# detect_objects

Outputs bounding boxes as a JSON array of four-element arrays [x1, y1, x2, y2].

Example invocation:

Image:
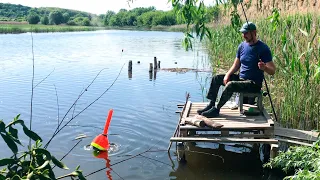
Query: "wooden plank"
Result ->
[[188, 113, 264, 119], [262, 109, 274, 126], [193, 134, 270, 138], [180, 125, 273, 131], [187, 116, 266, 122], [198, 118, 266, 122], [191, 103, 231, 109], [180, 101, 192, 125], [276, 138, 314, 147], [184, 122, 272, 127], [170, 137, 278, 144], [274, 127, 319, 142], [205, 122, 271, 126], [189, 110, 241, 114]]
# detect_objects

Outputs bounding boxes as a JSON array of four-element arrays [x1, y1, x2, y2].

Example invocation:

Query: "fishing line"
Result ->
[[239, 2, 278, 122]]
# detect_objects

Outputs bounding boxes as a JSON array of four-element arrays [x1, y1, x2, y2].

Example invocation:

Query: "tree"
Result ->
[[82, 17, 90, 26], [40, 16, 49, 25], [27, 12, 40, 24], [49, 11, 63, 25], [104, 10, 115, 26], [126, 14, 136, 26], [62, 12, 70, 23], [108, 15, 121, 26]]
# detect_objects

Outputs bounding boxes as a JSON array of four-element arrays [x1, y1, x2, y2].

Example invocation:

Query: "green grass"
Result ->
[[206, 12, 320, 130], [0, 23, 185, 34], [264, 140, 320, 180], [0, 24, 109, 34]]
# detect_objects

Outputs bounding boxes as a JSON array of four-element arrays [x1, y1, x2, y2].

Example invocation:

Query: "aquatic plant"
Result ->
[[0, 115, 86, 179]]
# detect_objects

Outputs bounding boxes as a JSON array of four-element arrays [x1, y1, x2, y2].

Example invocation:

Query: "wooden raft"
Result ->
[[170, 101, 277, 144]]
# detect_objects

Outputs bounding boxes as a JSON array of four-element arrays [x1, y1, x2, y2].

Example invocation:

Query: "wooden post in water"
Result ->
[[128, 60, 132, 72], [154, 57, 157, 69], [149, 63, 153, 80], [153, 69, 157, 80], [158, 61, 161, 69], [270, 144, 279, 159]]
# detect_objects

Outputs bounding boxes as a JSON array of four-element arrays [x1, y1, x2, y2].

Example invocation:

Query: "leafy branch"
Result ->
[[0, 117, 85, 179]]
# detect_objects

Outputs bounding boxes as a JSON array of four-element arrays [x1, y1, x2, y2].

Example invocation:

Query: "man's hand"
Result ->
[[223, 74, 230, 85], [258, 59, 266, 71], [258, 59, 276, 75]]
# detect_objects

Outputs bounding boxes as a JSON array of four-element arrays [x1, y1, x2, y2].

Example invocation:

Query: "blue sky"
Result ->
[[0, 0, 213, 15]]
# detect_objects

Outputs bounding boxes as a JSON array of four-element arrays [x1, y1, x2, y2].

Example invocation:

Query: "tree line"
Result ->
[[101, 6, 221, 27], [0, 3, 221, 27], [0, 3, 96, 26]]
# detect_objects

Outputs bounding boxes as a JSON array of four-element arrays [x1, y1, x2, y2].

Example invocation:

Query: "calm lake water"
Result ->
[[0, 30, 276, 179]]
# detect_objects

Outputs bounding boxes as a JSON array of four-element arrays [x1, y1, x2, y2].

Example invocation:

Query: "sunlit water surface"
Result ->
[[0, 30, 278, 180]]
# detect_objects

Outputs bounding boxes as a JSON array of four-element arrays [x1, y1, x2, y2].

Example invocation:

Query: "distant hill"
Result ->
[[0, 3, 31, 20], [0, 3, 97, 25]]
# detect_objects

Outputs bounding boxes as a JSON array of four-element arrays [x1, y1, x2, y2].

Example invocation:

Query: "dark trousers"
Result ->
[[206, 74, 261, 109]]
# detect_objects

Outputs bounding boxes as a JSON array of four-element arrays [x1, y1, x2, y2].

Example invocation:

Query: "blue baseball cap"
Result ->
[[239, 22, 257, 33]]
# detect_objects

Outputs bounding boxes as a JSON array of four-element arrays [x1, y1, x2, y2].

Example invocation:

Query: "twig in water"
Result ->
[[112, 169, 125, 180], [185, 149, 225, 163], [167, 92, 190, 151], [67, 124, 103, 131], [45, 62, 125, 149], [138, 154, 172, 167], [85, 139, 163, 178], [29, 30, 35, 147], [53, 139, 82, 169], [72, 88, 86, 119], [146, 149, 168, 153], [49, 68, 107, 143], [33, 68, 55, 89], [54, 84, 60, 128]]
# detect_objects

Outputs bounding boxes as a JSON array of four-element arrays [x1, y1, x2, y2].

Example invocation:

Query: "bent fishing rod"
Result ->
[[239, 2, 279, 122]]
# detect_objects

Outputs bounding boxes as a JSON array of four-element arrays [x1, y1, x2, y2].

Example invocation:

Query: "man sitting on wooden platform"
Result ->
[[197, 22, 276, 118]]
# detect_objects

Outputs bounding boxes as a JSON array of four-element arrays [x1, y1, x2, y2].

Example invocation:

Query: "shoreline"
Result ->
[[0, 23, 187, 34]]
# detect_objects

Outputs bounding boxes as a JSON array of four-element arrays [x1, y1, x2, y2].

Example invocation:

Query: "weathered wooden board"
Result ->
[[170, 137, 278, 144], [275, 127, 319, 142]]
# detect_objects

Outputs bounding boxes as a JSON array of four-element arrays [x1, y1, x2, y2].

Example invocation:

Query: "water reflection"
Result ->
[[154, 70, 157, 80], [128, 71, 132, 79], [93, 150, 112, 180], [170, 143, 263, 180]]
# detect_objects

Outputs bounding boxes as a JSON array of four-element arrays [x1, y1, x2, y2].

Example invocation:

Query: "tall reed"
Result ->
[[206, 11, 320, 130]]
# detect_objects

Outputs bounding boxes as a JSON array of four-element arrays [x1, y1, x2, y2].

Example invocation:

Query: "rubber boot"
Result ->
[[197, 101, 215, 115]]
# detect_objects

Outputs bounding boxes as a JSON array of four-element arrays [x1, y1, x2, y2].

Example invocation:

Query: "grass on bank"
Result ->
[[264, 139, 320, 180], [0, 22, 186, 34], [0, 23, 110, 33], [206, 11, 320, 130]]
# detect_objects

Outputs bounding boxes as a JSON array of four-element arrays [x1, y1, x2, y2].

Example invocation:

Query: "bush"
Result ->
[[264, 140, 320, 180], [27, 13, 40, 24], [0, 115, 86, 179], [40, 16, 49, 25], [82, 17, 90, 26], [67, 20, 76, 26], [49, 11, 63, 25]]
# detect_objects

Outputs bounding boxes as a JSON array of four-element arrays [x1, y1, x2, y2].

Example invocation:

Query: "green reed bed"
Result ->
[[0, 24, 107, 34], [206, 11, 320, 130]]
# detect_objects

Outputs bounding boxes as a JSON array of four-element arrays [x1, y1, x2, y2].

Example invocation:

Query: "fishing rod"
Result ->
[[239, 2, 278, 122]]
